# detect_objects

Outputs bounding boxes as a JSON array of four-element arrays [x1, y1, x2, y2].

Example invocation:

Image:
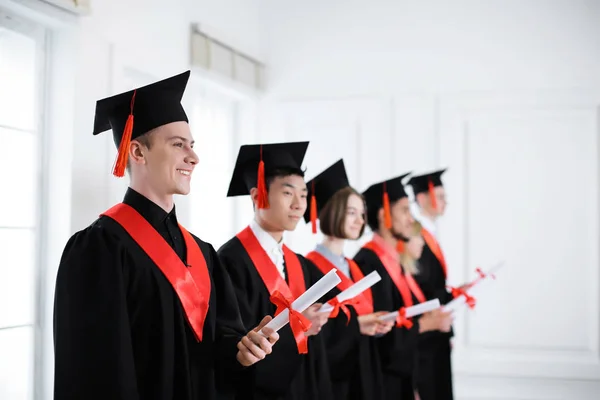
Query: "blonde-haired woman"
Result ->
[[399, 221, 425, 276]]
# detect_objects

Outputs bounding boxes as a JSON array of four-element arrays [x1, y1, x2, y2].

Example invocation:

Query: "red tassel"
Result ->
[[428, 179, 438, 211], [310, 194, 317, 234], [112, 90, 136, 177], [383, 191, 392, 230], [396, 240, 405, 253], [256, 146, 269, 209]]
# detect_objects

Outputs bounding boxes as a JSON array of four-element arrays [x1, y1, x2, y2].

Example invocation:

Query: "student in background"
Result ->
[[217, 142, 333, 400], [407, 169, 454, 400], [354, 174, 452, 400], [303, 159, 394, 400]]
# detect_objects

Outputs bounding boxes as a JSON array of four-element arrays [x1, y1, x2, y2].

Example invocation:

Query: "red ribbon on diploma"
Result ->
[[270, 291, 312, 354], [395, 307, 413, 329], [449, 286, 477, 309], [326, 297, 358, 325]]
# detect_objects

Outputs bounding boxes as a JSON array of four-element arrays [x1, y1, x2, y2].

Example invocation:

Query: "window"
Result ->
[[0, 11, 46, 400], [186, 84, 237, 248]]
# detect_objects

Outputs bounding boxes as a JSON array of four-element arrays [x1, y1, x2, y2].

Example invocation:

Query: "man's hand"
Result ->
[[236, 316, 280, 367], [302, 303, 329, 337], [418, 309, 454, 333], [437, 309, 454, 332], [358, 311, 394, 336]]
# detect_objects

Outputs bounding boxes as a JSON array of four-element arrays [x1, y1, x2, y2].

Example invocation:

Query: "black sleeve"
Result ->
[[206, 243, 246, 372], [53, 225, 139, 400], [354, 248, 420, 374], [320, 304, 361, 381], [415, 244, 453, 305], [217, 245, 303, 397]]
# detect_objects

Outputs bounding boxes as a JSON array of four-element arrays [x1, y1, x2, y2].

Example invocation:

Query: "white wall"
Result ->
[[257, 1, 600, 399], [71, 0, 264, 233]]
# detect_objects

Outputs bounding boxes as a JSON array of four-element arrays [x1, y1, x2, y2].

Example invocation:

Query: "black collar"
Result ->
[[122, 187, 178, 230]]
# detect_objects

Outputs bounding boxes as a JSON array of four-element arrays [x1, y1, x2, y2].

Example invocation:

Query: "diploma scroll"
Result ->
[[443, 261, 505, 313], [378, 299, 441, 323], [260, 269, 342, 336], [318, 271, 381, 314]]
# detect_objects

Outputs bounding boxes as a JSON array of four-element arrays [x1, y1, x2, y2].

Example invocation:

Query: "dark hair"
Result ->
[[125, 130, 155, 174], [366, 199, 381, 232], [265, 167, 305, 191], [319, 186, 366, 239]]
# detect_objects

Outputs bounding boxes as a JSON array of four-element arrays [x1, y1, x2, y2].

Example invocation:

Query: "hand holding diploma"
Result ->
[[378, 299, 441, 324], [237, 316, 280, 366], [318, 271, 382, 322], [259, 269, 342, 353], [443, 261, 504, 314]]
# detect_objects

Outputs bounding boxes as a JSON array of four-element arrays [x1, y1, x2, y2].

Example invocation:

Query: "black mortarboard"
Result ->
[[406, 168, 447, 211], [92, 70, 191, 177], [227, 141, 309, 208], [303, 159, 350, 232], [406, 168, 447, 194], [362, 172, 411, 230]]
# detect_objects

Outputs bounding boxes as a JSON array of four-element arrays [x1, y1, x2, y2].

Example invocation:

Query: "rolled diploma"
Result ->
[[442, 262, 504, 313], [318, 271, 381, 314], [378, 299, 441, 322], [259, 269, 342, 336]]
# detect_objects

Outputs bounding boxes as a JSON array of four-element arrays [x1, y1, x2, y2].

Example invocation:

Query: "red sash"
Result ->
[[364, 241, 414, 308], [236, 226, 310, 353], [102, 203, 210, 342], [405, 273, 426, 304], [348, 259, 374, 313], [306, 251, 374, 316], [421, 228, 448, 279], [366, 236, 426, 298]]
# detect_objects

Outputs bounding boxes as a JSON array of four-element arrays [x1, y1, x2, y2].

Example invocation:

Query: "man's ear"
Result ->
[[249, 187, 259, 210], [128, 140, 146, 166]]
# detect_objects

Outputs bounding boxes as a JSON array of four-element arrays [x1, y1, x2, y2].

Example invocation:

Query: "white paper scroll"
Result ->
[[378, 299, 441, 323], [259, 269, 342, 336], [442, 261, 505, 313], [318, 271, 382, 314]]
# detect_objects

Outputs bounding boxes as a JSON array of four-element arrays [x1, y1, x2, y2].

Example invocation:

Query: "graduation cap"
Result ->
[[303, 159, 350, 233], [362, 172, 411, 230], [406, 168, 447, 211], [227, 141, 309, 208], [92, 70, 191, 177]]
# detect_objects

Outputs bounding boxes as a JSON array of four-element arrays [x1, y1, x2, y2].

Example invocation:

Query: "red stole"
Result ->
[[102, 203, 210, 342], [236, 226, 310, 353], [421, 228, 448, 279], [364, 236, 426, 306], [348, 260, 374, 311], [306, 251, 374, 316]]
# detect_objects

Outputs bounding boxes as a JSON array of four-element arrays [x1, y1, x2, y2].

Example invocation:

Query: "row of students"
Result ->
[[52, 70, 455, 400]]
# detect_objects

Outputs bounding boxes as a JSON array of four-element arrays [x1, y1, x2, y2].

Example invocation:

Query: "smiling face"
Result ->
[[252, 174, 308, 232], [129, 121, 198, 196], [342, 193, 366, 240]]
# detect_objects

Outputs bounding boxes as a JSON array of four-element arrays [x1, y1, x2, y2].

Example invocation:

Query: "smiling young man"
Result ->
[[53, 71, 278, 400], [217, 142, 334, 400]]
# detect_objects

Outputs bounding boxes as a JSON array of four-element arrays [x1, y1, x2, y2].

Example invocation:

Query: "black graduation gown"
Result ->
[[414, 241, 454, 400], [354, 247, 421, 400], [319, 286, 386, 400], [217, 237, 334, 400], [53, 188, 246, 400]]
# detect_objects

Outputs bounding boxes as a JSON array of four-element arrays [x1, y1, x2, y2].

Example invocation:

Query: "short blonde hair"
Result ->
[[400, 221, 423, 275]]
